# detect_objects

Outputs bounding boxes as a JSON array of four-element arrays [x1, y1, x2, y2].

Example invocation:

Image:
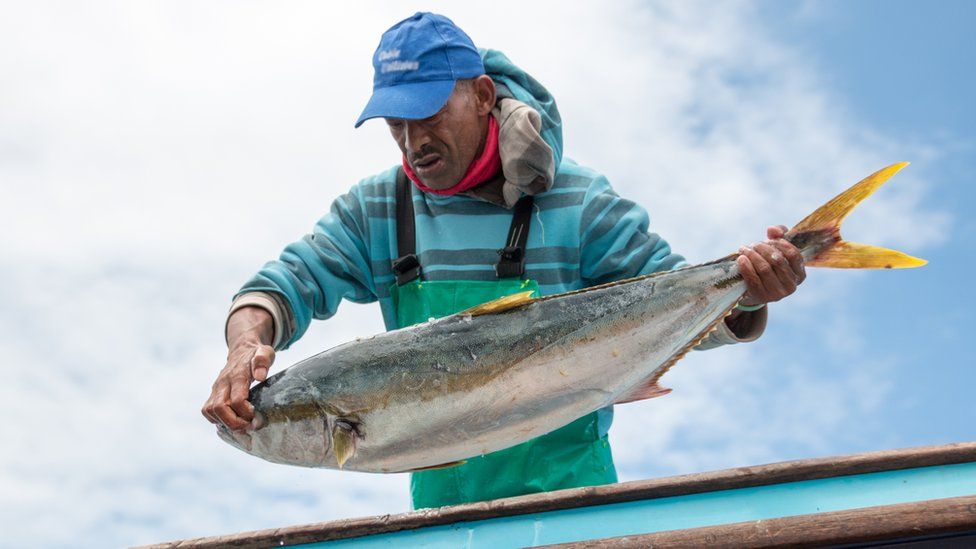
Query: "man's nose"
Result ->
[[403, 121, 431, 154]]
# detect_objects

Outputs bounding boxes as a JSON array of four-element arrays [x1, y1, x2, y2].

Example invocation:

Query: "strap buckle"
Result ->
[[392, 254, 421, 285], [495, 246, 525, 278]]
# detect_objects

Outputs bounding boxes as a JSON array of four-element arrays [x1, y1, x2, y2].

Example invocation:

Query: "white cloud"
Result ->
[[610, 343, 897, 480], [0, 1, 945, 547]]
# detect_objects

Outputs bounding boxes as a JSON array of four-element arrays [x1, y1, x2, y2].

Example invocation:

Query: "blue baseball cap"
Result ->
[[355, 12, 485, 128]]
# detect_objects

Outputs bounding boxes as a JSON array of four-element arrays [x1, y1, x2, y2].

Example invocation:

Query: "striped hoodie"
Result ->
[[231, 49, 764, 352]]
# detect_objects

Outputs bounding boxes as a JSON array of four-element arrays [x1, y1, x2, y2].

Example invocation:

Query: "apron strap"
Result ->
[[392, 167, 421, 286], [394, 167, 535, 283], [495, 195, 534, 279]]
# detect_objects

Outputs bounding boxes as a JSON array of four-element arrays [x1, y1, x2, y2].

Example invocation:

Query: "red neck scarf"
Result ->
[[402, 115, 501, 196]]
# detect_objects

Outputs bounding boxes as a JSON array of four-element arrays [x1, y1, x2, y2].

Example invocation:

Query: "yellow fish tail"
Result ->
[[787, 162, 927, 269]]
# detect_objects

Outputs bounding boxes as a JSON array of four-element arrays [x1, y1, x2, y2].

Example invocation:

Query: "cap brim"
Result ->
[[355, 79, 456, 128]]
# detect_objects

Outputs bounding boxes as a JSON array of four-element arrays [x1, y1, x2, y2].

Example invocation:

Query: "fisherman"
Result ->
[[202, 12, 806, 509]]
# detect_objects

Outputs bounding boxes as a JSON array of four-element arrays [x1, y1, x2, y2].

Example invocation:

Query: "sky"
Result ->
[[0, 1, 973, 547]]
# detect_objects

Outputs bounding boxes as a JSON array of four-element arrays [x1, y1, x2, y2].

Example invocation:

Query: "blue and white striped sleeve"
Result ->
[[235, 185, 377, 349], [579, 175, 686, 286]]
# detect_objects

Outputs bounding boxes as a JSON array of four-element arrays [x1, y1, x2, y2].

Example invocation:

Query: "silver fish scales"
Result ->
[[218, 163, 925, 473]]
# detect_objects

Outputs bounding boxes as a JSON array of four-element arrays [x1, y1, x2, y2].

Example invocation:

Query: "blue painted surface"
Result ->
[[293, 462, 976, 548]]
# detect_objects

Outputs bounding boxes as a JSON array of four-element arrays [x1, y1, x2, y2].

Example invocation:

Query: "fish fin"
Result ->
[[461, 291, 537, 317], [787, 162, 927, 269], [806, 241, 927, 269], [642, 306, 738, 389], [614, 382, 672, 405], [332, 424, 357, 469], [407, 460, 467, 472]]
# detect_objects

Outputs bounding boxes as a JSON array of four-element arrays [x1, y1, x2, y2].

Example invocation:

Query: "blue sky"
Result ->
[[762, 0, 976, 447], [0, 1, 972, 547]]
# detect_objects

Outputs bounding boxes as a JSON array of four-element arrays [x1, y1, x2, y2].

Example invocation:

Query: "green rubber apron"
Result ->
[[389, 170, 617, 509]]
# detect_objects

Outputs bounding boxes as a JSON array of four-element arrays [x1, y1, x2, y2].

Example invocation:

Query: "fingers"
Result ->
[[736, 253, 767, 303], [766, 225, 788, 239], [203, 381, 250, 431], [215, 400, 251, 431], [228, 371, 255, 424], [739, 243, 788, 301], [759, 242, 799, 295], [201, 389, 219, 424], [202, 343, 272, 431], [251, 345, 275, 382], [739, 229, 809, 304], [769, 238, 806, 285]]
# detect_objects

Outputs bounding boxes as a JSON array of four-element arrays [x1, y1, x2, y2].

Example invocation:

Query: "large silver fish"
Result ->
[[218, 163, 926, 473]]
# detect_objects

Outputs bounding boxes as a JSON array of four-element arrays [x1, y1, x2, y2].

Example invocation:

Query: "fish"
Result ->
[[217, 162, 926, 473]]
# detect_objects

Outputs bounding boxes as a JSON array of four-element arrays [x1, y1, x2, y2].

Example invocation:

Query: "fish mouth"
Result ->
[[216, 425, 253, 452], [217, 414, 338, 468]]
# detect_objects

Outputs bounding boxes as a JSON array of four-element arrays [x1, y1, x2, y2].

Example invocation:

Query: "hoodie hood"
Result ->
[[481, 49, 564, 169]]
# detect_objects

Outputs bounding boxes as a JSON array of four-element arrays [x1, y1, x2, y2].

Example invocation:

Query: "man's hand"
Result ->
[[202, 306, 276, 431], [736, 225, 806, 307]]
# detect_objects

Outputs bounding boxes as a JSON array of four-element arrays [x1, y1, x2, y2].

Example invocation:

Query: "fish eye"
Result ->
[[334, 417, 362, 436]]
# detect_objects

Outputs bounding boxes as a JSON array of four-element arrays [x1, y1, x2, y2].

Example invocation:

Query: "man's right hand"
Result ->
[[202, 306, 276, 431]]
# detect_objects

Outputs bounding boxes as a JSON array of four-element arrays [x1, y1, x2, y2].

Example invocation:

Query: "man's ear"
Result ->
[[473, 75, 496, 117]]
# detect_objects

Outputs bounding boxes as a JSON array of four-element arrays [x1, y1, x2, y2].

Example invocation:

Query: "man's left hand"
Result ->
[[736, 225, 806, 307]]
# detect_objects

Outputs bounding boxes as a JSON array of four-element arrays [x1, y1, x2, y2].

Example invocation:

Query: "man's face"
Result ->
[[386, 77, 494, 190]]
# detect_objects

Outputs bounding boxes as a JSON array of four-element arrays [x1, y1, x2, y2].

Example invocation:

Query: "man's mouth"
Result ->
[[413, 155, 443, 174]]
